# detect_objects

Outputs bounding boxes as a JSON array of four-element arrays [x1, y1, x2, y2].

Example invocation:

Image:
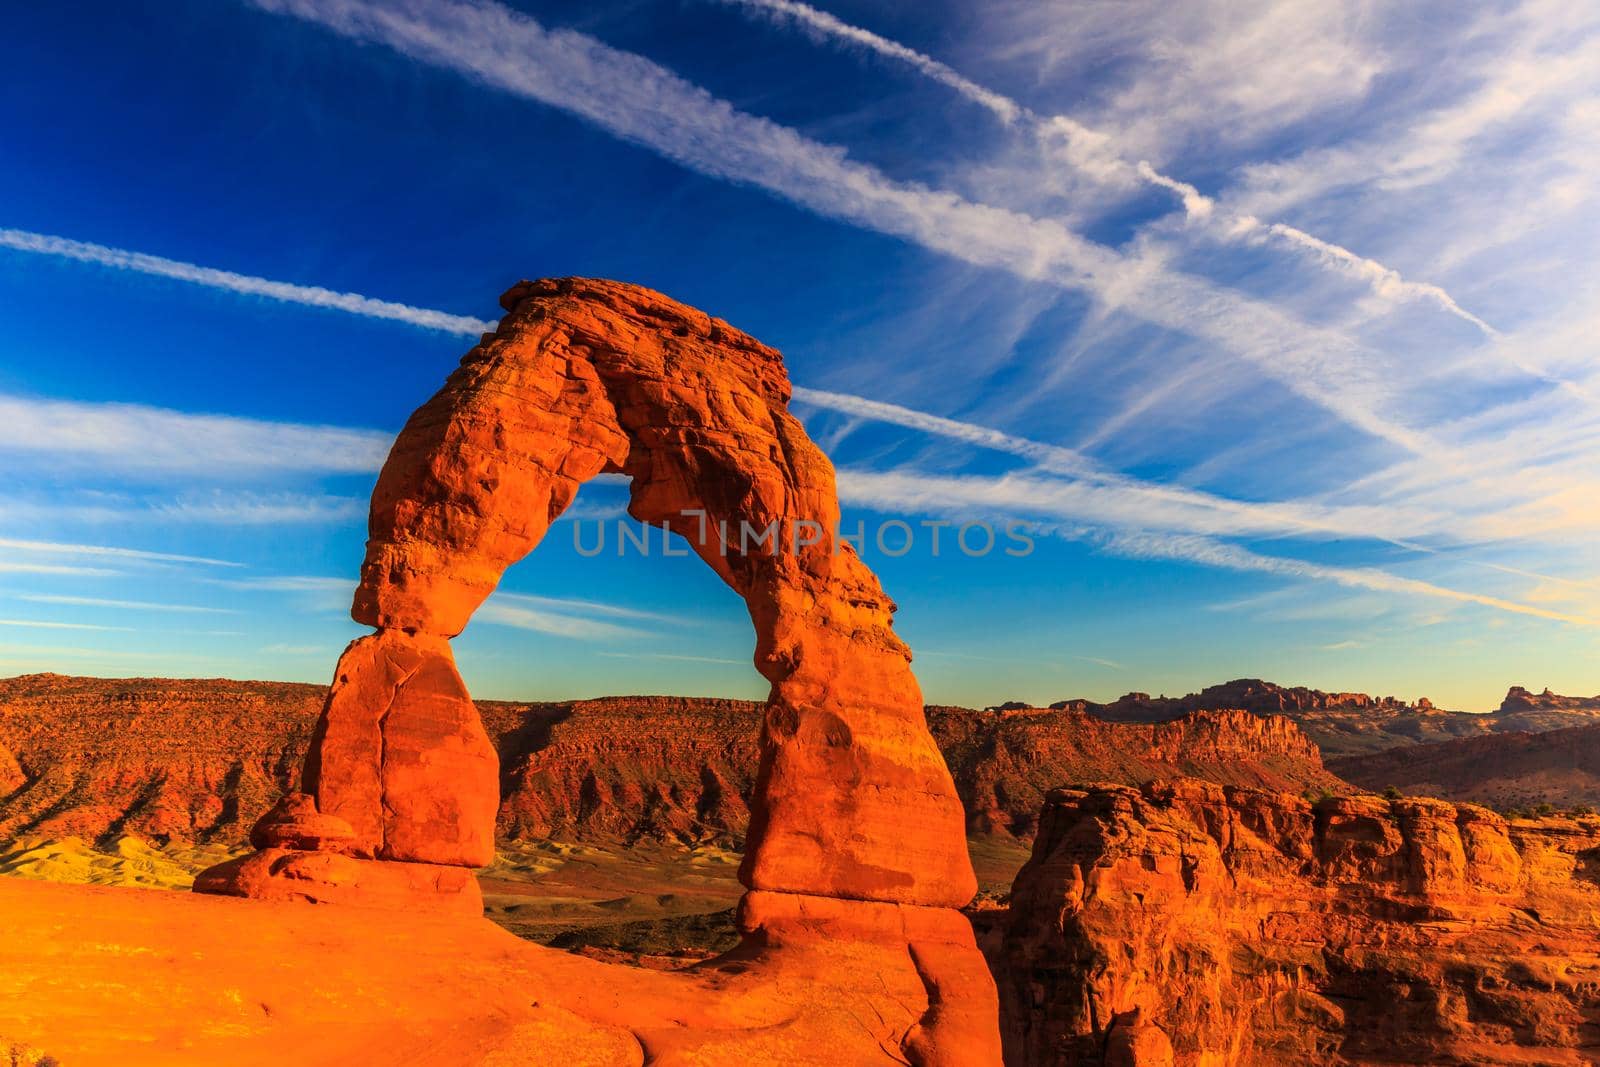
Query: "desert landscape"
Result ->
[[6, 1, 1600, 1064], [4, 666, 1600, 1063]]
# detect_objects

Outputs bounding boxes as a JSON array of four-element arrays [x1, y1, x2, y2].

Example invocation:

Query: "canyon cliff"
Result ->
[[930, 705, 1343, 839], [989, 779, 1600, 1066], [0, 676, 1339, 850]]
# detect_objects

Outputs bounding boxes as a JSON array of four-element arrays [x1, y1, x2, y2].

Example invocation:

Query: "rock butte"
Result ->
[[190, 277, 1000, 1064], [992, 779, 1600, 1066]]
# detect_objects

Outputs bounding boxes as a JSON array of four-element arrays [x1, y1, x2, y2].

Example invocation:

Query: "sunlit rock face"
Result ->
[[334, 275, 974, 905], [194, 277, 998, 1065], [993, 779, 1600, 1066]]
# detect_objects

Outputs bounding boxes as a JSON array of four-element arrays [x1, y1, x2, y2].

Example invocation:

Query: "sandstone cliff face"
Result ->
[[0, 674, 319, 845], [1332, 721, 1600, 810], [1498, 686, 1600, 730], [488, 696, 763, 844], [992, 779, 1600, 1066], [930, 707, 1341, 839], [0, 675, 1339, 851]]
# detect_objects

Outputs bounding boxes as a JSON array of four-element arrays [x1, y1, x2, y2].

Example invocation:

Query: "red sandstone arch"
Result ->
[[310, 277, 973, 906], [195, 278, 999, 1063]]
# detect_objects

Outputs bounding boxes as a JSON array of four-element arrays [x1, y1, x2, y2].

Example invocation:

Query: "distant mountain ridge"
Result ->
[[1332, 721, 1600, 809], [1049, 677, 1600, 757]]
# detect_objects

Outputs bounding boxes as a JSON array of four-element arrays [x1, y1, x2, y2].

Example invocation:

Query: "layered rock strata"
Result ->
[[992, 779, 1600, 1066]]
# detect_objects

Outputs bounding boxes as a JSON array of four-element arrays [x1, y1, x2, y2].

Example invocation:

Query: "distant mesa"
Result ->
[[0, 678, 1342, 855]]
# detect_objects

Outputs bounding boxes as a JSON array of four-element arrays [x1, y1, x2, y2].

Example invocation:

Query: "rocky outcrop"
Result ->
[[491, 696, 763, 844], [193, 277, 997, 1063], [0, 742, 22, 797], [930, 707, 1342, 838], [1332, 721, 1600, 810], [1498, 686, 1600, 730], [991, 779, 1600, 1066]]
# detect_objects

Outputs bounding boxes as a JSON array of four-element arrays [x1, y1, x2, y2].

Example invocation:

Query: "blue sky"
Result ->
[[2, 0, 1598, 710]]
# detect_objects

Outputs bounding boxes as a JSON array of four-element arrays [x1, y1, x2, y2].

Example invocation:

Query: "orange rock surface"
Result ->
[[304, 630, 499, 866], [0, 874, 978, 1065], [929, 706, 1343, 838], [1056, 678, 1600, 757], [991, 779, 1600, 1065], [1333, 720, 1600, 809]]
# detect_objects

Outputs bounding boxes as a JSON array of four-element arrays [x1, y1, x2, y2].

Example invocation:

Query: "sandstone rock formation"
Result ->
[[992, 779, 1600, 1066], [0, 741, 22, 797], [192, 277, 998, 1063], [1497, 685, 1600, 728], [929, 706, 1343, 838]]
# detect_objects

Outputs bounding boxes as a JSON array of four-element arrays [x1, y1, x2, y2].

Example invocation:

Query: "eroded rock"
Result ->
[[192, 277, 998, 1064], [993, 779, 1600, 1066]]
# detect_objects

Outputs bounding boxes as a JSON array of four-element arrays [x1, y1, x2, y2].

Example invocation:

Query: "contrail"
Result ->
[[0, 228, 498, 336], [719, 0, 1498, 336]]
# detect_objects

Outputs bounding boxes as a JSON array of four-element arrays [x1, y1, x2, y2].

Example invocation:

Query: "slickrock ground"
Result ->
[[990, 779, 1600, 1066], [1333, 721, 1600, 810], [1055, 678, 1600, 757], [0, 874, 979, 1066]]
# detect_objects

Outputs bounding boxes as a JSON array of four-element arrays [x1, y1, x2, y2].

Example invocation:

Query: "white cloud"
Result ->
[[491, 591, 687, 625], [0, 393, 390, 475], [212, 575, 352, 592], [15, 594, 237, 615], [0, 618, 133, 632], [474, 601, 644, 642], [0, 228, 495, 336], [0, 537, 238, 566], [725, 0, 1492, 333], [0, 561, 121, 577], [249, 0, 1476, 461], [834, 464, 1595, 627]]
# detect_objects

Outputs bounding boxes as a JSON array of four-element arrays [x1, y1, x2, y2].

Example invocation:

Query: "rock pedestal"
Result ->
[[195, 278, 998, 1063]]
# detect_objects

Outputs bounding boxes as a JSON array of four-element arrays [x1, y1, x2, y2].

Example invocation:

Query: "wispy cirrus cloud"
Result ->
[[0, 618, 133, 631], [0, 393, 390, 475], [0, 228, 495, 336], [834, 466, 1596, 628], [0, 537, 239, 567], [717, 0, 1496, 334], [16, 593, 237, 614], [247, 0, 1482, 463], [0, 561, 121, 577]]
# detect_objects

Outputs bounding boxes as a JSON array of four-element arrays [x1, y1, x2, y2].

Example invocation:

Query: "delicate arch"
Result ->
[[308, 278, 974, 906]]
